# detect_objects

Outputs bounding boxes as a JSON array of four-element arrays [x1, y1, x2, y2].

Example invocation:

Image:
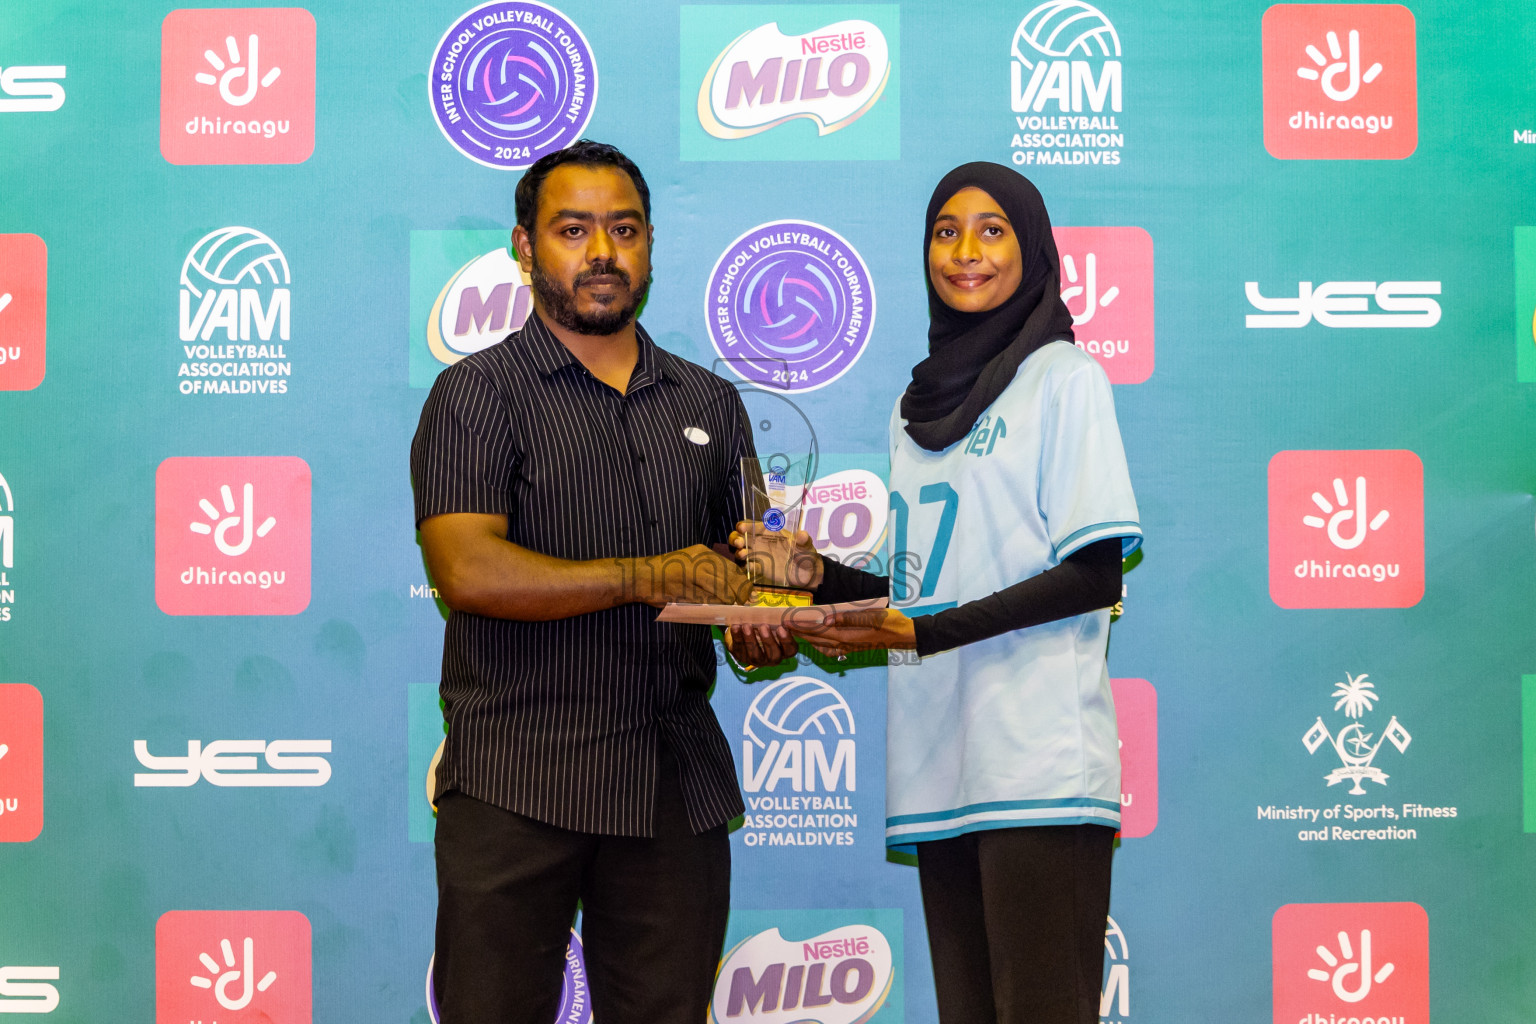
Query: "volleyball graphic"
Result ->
[[180, 226, 290, 298], [743, 676, 855, 749], [1011, 0, 1121, 63]]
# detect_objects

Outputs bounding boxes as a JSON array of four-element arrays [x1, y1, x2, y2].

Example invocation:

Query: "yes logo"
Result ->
[[0, 66, 65, 112], [156, 910, 311, 1023], [1245, 280, 1441, 328], [1053, 226, 1153, 383], [0, 684, 44, 843], [155, 457, 311, 616], [134, 739, 332, 787], [1268, 450, 1423, 608], [160, 8, 317, 165], [1112, 678, 1157, 838], [1263, 4, 1417, 160], [0, 234, 47, 391], [1272, 902, 1428, 1022], [0, 966, 59, 1014]]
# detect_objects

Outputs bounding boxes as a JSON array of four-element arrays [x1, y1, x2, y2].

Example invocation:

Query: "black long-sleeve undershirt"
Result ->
[[812, 537, 1124, 658]]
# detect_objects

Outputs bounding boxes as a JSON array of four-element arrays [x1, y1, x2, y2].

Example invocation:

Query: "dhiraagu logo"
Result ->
[[1516, 227, 1536, 382], [681, 5, 900, 161]]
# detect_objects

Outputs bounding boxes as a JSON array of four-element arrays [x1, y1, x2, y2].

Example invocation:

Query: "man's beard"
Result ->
[[529, 252, 651, 336]]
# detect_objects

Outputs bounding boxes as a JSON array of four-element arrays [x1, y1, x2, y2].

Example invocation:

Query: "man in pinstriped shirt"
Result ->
[[412, 142, 794, 1023]]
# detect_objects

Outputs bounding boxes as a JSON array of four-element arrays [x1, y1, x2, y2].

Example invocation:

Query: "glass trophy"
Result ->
[[740, 453, 815, 607]]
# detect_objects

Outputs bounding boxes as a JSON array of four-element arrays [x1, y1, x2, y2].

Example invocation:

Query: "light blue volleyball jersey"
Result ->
[[884, 341, 1142, 851]]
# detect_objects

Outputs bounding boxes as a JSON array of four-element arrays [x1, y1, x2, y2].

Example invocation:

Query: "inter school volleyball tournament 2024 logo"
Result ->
[[426, 933, 592, 1024], [1008, 1, 1125, 167], [0, 684, 43, 843], [0, 233, 46, 391], [1263, 4, 1417, 160], [408, 230, 533, 388], [177, 227, 294, 396], [160, 7, 317, 165], [155, 456, 311, 616], [739, 677, 860, 849], [1272, 902, 1428, 1024], [156, 910, 311, 1024], [710, 910, 900, 1024], [1268, 449, 1423, 609], [706, 221, 875, 393], [430, 1, 597, 170], [1053, 226, 1153, 384]]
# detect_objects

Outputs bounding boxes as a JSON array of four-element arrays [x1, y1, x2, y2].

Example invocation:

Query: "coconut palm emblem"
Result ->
[[1302, 671, 1412, 795]]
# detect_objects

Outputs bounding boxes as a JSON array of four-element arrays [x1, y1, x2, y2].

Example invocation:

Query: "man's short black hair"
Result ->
[[514, 140, 652, 235]]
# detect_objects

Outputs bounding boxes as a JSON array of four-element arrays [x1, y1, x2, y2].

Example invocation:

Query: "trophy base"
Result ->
[[749, 587, 814, 608]]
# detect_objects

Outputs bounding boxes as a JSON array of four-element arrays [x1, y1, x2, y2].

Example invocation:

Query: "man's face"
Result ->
[[513, 163, 653, 336]]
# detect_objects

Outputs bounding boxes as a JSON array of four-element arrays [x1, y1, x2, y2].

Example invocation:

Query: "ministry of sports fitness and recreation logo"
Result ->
[[1303, 671, 1411, 795], [1268, 449, 1423, 609], [706, 221, 875, 393], [1052, 226, 1153, 383], [155, 456, 312, 616], [1516, 228, 1536, 383], [0, 684, 43, 843], [409, 230, 532, 388], [426, 933, 592, 1023], [739, 677, 860, 849], [710, 910, 901, 1023], [1263, 4, 1417, 160], [160, 8, 317, 165], [156, 910, 311, 1023], [1007, 1, 1126, 168], [177, 227, 294, 396], [0, 233, 47, 391], [0, 470, 16, 624], [430, 1, 597, 170], [1272, 902, 1428, 1022], [681, 5, 899, 162]]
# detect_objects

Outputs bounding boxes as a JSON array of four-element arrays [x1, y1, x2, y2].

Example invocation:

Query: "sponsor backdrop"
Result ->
[[1, 0, 1533, 1021]]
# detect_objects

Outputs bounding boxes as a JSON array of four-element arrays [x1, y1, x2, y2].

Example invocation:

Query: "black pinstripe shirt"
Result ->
[[412, 313, 753, 836]]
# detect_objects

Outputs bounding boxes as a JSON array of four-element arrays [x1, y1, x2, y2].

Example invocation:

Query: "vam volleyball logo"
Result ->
[[1268, 450, 1423, 609], [1112, 678, 1157, 838], [430, 1, 597, 170], [740, 677, 860, 849], [706, 221, 875, 393], [711, 910, 901, 1024], [160, 8, 317, 165], [155, 456, 311, 616], [1272, 902, 1428, 1023], [177, 227, 293, 396], [1515, 227, 1536, 383], [410, 230, 532, 387], [0, 233, 46, 391], [0, 471, 16, 623], [156, 910, 311, 1023], [1263, 4, 1417, 160], [426, 932, 591, 1023], [0, 684, 43, 843], [1008, 1, 1125, 167], [1053, 226, 1152, 383], [1102, 916, 1130, 1021]]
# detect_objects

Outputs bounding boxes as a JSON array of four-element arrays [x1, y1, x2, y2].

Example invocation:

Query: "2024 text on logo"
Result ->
[[1272, 902, 1428, 1023], [1263, 4, 1417, 160], [1268, 450, 1423, 609], [156, 910, 311, 1023], [160, 8, 317, 164], [155, 457, 311, 615]]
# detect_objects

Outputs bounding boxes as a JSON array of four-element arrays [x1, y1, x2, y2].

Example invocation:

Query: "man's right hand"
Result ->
[[631, 544, 754, 607]]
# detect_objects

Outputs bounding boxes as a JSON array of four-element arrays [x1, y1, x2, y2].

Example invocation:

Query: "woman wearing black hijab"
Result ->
[[735, 163, 1142, 1023]]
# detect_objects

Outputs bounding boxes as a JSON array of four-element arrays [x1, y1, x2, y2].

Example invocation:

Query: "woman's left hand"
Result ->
[[786, 607, 917, 658]]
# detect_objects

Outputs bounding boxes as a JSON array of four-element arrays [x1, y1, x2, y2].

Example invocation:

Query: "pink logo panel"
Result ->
[[0, 234, 47, 392], [1112, 678, 1157, 838], [155, 456, 311, 616], [1268, 449, 1423, 609], [161, 7, 317, 165], [1263, 4, 1417, 160], [1052, 227, 1154, 384], [1272, 902, 1428, 1022], [0, 683, 43, 842], [156, 910, 312, 1023]]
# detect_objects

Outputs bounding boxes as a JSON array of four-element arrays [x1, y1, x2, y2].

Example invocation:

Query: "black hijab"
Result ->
[[900, 162, 1075, 452]]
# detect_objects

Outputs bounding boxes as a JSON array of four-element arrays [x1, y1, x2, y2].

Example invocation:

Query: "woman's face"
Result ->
[[927, 186, 1025, 314]]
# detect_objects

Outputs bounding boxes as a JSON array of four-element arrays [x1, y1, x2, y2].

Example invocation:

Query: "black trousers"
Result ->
[[434, 748, 731, 1024], [917, 824, 1116, 1024]]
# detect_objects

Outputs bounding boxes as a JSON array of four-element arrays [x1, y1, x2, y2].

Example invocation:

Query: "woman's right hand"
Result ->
[[729, 521, 824, 593]]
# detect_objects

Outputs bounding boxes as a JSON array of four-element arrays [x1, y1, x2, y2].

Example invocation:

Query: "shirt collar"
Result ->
[[518, 311, 675, 387]]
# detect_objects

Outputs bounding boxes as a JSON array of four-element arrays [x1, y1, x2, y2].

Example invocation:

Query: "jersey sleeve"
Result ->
[[1037, 358, 1142, 559], [410, 362, 519, 528]]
